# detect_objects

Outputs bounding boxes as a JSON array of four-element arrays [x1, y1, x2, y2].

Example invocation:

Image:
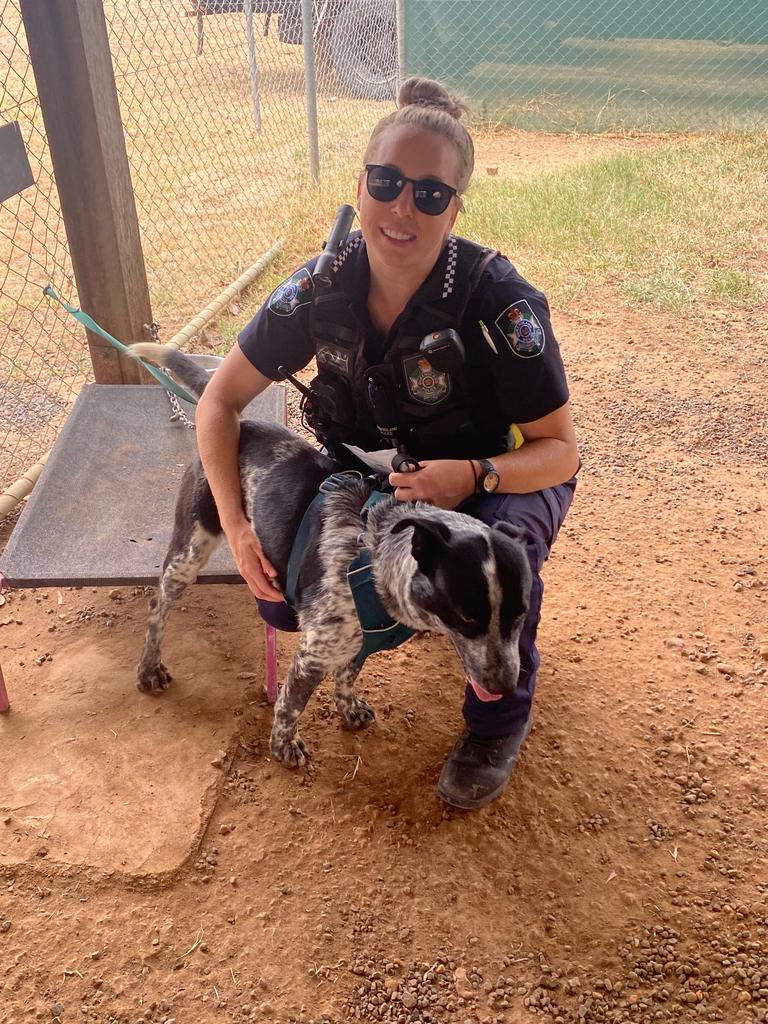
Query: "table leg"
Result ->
[[0, 663, 9, 713], [264, 624, 278, 704]]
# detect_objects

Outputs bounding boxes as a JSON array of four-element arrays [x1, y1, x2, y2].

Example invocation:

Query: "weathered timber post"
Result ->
[[20, 0, 152, 383]]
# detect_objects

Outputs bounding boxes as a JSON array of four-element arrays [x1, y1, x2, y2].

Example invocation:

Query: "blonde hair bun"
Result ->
[[397, 76, 469, 121], [364, 76, 475, 193]]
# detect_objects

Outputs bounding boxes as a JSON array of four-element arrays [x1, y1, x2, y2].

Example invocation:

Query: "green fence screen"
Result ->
[[403, 0, 768, 130]]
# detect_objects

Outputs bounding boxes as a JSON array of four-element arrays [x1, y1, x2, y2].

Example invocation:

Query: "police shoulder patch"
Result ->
[[494, 299, 545, 359], [268, 269, 314, 317]]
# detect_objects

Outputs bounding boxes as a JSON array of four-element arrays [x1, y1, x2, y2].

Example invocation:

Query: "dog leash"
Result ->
[[43, 285, 197, 405]]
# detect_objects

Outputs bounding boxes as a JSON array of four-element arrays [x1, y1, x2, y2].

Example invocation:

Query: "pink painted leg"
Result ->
[[0, 663, 9, 714], [264, 623, 278, 704], [0, 575, 8, 712]]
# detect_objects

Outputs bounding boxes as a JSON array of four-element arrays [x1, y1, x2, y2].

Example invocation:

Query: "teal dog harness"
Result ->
[[285, 474, 415, 669]]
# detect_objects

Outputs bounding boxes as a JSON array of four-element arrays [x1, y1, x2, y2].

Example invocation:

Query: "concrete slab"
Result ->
[[0, 597, 259, 875], [0, 381, 285, 875]]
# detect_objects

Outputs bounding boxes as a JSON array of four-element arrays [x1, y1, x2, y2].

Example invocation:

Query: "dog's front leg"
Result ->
[[334, 660, 375, 730], [137, 523, 218, 694], [270, 639, 325, 768]]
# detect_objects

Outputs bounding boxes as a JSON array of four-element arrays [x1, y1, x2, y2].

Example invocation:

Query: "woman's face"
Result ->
[[357, 124, 461, 284]]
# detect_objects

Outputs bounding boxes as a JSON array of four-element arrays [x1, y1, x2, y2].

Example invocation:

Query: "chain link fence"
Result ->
[[1, 0, 398, 495], [104, 0, 399, 330], [403, 0, 768, 131], [0, 1, 86, 496], [2, 0, 766, 499]]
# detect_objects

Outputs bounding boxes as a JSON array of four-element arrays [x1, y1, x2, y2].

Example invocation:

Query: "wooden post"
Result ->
[[20, 0, 152, 384]]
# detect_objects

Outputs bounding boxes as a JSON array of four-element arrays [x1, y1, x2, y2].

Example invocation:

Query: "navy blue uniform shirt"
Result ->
[[239, 234, 569, 429]]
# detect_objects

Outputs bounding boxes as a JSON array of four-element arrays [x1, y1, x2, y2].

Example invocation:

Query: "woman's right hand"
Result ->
[[225, 521, 283, 601]]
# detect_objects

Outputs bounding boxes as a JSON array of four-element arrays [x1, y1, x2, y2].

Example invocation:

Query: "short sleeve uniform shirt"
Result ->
[[239, 235, 569, 434]]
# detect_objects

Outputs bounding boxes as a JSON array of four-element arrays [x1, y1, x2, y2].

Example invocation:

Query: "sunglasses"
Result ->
[[364, 164, 458, 216]]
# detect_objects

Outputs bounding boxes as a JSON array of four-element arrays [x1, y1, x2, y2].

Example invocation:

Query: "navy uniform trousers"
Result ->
[[258, 477, 576, 739]]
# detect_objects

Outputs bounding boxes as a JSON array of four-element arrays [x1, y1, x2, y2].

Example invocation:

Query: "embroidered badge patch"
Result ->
[[495, 300, 545, 358], [317, 344, 351, 376], [403, 355, 451, 405], [268, 270, 313, 317]]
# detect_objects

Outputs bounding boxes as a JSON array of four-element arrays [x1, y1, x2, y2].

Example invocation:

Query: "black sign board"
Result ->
[[0, 121, 34, 202]]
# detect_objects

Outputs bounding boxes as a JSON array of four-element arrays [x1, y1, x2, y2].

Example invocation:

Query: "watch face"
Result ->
[[483, 470, 501, 493]]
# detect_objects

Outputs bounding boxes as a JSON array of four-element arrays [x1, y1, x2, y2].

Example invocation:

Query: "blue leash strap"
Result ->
[[284, 489, 326, 610], [283, 475, 413, 668], [347, 489, 415, 668], [43, 285, 197, 405]]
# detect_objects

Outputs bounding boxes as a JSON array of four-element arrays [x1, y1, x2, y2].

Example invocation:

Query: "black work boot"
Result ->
[[437, 717, 532, 810]]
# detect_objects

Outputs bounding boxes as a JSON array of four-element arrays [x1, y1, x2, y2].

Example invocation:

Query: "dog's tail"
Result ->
[[128, 342, 212, 400]]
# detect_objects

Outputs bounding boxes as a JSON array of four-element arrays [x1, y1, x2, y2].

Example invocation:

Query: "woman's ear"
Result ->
[[356, 171, 364, 210]]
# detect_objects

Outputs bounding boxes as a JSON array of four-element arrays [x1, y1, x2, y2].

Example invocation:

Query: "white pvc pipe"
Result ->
[[301, 0, 320, 185], [0, 452, 49, 520], [165, 239, 282, 350]]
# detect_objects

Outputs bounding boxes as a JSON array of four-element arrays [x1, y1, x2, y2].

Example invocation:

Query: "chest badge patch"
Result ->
[[403, 354, 451, 405], [495, 299, 545, 358], [269, 270, 314, 317]]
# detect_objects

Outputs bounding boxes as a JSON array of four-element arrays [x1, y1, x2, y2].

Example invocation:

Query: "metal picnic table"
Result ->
[[0, 382, 286, 711]]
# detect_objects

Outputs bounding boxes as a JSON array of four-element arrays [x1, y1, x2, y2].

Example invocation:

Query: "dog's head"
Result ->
[[389, 514, 532, 695]]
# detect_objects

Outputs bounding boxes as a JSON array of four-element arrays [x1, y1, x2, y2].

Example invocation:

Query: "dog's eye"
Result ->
[[457, 611, 474, 625]]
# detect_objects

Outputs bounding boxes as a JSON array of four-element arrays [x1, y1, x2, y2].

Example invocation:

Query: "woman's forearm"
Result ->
[[482, 436, 580, 495], [194, 348, 273, 534]]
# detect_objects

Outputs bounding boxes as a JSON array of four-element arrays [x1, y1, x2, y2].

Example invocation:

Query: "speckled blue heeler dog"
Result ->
[[131, 345, 532, 769]]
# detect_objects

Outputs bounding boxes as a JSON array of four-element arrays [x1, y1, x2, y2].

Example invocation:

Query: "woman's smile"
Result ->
[[380, 226, 416, 244]]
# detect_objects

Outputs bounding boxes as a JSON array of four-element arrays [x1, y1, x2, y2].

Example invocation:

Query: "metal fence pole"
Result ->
[[301, 0, 320, 184], [396, 0, 406, 88], [243, 0, 262, 133]]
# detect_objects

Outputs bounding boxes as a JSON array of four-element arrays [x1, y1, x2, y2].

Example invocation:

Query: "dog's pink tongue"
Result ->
[[469, 678, 504, 702]]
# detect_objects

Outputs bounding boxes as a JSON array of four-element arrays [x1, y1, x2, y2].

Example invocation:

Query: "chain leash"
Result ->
[[144, 321, 197, 431]]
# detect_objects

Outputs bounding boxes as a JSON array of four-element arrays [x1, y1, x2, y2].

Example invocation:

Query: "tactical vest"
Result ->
[[308, 235, 512, 461]]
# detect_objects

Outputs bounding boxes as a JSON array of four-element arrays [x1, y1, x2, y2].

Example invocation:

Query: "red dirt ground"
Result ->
[[1, 133, 767, 1024]]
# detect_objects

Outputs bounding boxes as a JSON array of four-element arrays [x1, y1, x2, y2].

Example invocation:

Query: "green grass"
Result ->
[[205, 130, 767, 347], [463, 132, 768, 312]]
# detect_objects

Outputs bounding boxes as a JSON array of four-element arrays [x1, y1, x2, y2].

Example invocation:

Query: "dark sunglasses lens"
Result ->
[[413, 181, 453, 215], [366, 165, 454, 215], [367, 166, 402, 202]]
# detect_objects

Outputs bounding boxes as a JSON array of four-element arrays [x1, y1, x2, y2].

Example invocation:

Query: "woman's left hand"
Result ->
[[388, 459, 476, 509]]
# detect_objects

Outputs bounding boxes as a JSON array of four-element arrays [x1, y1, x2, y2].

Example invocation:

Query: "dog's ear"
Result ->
[[492, 521, 528, 547], [391, 517, 451, 577]]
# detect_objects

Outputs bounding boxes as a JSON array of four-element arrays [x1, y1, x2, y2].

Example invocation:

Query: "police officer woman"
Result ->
[[194, 76, 580, 810]]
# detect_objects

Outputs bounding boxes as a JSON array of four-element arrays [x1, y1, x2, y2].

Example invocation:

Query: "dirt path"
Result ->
[[1, 137, 767, 1024]]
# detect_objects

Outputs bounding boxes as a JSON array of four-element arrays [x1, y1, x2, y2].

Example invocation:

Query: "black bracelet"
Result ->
[[468, 459, 478, 493]]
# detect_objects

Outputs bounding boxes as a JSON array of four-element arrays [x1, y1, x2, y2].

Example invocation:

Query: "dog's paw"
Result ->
[[270, 732, 310, 768], [136, 662, 172, 694], [337, 695, 376, 731]]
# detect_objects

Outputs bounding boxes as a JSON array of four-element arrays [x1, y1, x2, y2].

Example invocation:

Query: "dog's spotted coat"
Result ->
[[131, 344, 533, 768]]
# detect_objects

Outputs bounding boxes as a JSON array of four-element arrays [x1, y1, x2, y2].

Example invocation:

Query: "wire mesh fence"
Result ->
[[1, 0, 398, 494], [0, 1, 87, 496], [103, 0, 400, 334], [2, 0, 766, 499], [403, 0, 768, 131]]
